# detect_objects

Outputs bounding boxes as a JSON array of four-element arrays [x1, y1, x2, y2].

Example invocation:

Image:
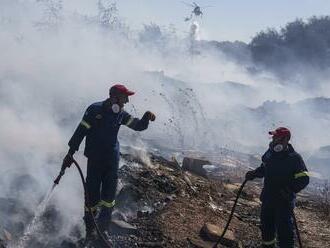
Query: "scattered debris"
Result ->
[[182, 157, 211, 177], [1, 152, 330, 247]]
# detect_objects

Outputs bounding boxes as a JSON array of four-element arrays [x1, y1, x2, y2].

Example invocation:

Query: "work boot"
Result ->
[[84, 212, 97, 241], [98, 207, 113, 234]]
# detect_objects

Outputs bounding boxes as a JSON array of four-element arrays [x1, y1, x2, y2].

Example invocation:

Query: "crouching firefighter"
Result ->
[[62, 84, 156, 240], [245, 127, 309, 248]]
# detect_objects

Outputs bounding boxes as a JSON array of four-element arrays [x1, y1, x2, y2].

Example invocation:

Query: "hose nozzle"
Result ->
[[54, 168, 66, 185], [54, 160, 68, 185]]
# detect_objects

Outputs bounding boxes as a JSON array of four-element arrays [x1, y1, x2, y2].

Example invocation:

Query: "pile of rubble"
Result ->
[[1, 152, 330, 247]]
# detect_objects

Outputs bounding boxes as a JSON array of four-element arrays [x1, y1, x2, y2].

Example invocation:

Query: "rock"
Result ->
[[188, 237, 214, 248], [3, 229, 11, 241], [200, 223, 238, 247], [182, 157, 211, 177], [224, 183, 240, 192], [110, 220, 137, 235]]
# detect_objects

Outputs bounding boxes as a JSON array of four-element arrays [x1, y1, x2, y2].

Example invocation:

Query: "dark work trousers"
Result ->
[[84, 152, 119, 233], [261, 200, 295, 248]]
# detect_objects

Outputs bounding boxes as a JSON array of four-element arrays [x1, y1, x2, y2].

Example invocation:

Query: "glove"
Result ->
[[143, 111, 156, 122], [245, 170, 256, 181], [62, 153, 74, 169]]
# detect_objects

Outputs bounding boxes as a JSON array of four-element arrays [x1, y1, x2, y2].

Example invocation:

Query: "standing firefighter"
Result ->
[[245, 127, 309, 248], [62, 84, 156, 239]]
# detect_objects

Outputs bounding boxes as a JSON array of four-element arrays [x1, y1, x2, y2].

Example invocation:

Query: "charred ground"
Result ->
[[1, 152, 329, 248]]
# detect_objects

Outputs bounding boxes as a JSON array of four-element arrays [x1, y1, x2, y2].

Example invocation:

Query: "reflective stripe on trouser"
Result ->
[[261, 201, 294, 248], [84, 155, 119, 230], [262, 238, 276, 247], [84, 200, 116, 212]]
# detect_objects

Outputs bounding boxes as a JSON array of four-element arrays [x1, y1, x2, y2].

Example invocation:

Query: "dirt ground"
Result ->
[[102, 154, 330, 248], [2, 153, 329, 248]]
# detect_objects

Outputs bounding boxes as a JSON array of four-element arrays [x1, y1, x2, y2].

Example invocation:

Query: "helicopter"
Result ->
[[182, 2, 213, 21]]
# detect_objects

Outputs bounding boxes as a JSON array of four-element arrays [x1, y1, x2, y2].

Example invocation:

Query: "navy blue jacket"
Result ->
[[68, 100, 149, 159], [253, 144, 309, 203]]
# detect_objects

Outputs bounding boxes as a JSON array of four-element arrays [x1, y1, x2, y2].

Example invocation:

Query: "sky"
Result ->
[[67, 0, 330, 42]]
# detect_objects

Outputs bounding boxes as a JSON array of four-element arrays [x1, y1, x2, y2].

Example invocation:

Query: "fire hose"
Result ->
[[54, 159, 112, 248], [54, 160, 303, 248], [212, 179, 303, 248]]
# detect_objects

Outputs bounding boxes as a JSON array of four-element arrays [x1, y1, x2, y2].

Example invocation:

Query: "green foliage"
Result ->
[[250, 16, 330, 70]]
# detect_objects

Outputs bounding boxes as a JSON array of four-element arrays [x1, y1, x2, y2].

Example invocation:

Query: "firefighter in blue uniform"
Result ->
[[62, 84, 156, 239], [245, 127, 309, 248]]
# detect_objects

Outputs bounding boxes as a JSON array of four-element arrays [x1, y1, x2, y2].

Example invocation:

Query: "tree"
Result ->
[[250, 28, 285, 67]]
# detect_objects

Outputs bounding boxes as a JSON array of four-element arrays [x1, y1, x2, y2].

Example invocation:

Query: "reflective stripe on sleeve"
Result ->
[[294, 171, 309, 179], [125, 117, 134, 126], [80, 120, 91, 129]]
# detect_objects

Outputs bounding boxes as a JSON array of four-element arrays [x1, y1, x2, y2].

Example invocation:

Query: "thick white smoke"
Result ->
[[1, 0, 330, 244]]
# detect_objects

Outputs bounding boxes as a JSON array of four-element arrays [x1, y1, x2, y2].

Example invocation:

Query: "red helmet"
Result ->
[[269, 127, 291, 140], [109, 84, 135, 96]]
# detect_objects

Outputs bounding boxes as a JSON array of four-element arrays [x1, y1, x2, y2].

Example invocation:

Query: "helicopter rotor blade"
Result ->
[[181, 1, 195, 7]]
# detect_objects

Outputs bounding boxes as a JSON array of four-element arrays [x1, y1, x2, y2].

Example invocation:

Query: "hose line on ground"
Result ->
[[212, 179, 247, 248], [54, 159, 112, 248], [212, 179, 303, 248], [55, 162, 303, 248]]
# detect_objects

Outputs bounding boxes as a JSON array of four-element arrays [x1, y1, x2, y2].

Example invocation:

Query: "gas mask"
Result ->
[[111, 103, 121, 114], [273, 144, 284, 152]]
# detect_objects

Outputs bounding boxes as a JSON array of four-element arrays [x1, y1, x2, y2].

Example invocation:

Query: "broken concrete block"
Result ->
[[3, 229, 11, 241], [200, 223, 238, 247], [224, 183, 240, 192], [188, 237, 214, 248], [182, 157, 211, 177]]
